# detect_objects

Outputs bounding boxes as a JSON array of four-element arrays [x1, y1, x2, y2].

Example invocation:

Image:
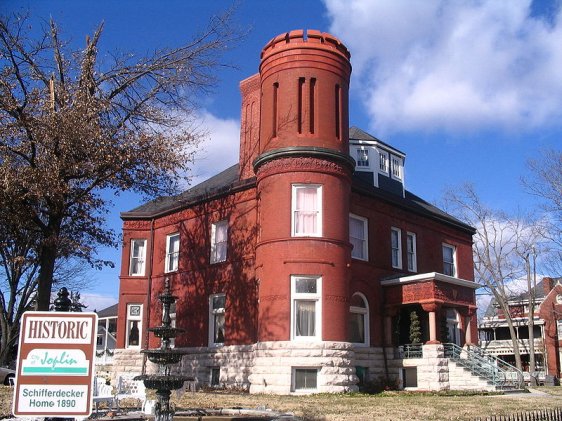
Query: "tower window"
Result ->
[[292, 184, 322, 237]]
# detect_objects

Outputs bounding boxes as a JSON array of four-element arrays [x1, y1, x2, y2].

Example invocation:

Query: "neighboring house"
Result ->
[[479, 277, 562, 381], [114, 29, 482, 393], [96, 303, 118, 365]]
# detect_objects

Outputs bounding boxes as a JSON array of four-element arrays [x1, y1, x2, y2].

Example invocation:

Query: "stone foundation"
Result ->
[[111, 343, 495, 394]]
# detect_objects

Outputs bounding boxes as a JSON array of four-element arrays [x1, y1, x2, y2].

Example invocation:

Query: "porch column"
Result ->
[[422, 302, 440, 344], [458, 307, 476, 346]]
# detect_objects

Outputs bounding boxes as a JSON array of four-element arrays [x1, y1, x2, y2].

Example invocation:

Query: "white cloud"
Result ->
[[188, 111, 240, 186], [81, 293, 117, 312], [324, 0, 562, 134]]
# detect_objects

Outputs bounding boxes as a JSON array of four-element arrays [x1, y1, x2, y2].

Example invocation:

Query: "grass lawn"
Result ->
[[2, 386, 561, 420]]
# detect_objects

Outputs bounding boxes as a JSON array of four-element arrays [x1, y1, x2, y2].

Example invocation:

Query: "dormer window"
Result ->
[[379, 151, 389, 174], [356, 148, 369, 167], [391, 156, 402, 180]]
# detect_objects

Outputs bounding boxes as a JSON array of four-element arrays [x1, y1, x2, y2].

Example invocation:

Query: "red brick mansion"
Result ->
[[113, 30, 486, 393]]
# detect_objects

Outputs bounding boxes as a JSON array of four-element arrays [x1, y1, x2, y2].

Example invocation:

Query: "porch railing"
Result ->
[[444, 343, 524, 389], [396, 344, 423, 359]]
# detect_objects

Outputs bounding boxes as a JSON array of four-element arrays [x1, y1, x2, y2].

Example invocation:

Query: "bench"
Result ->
[[92, 376, 115, 413], [115, 374, 146, 411]]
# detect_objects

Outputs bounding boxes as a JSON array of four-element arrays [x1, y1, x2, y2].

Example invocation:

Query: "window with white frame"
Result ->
[[165, 233, 180, 273], [379, 151, 389, 174], [406, 232, 417, 272], [292, 185, 322, 237], [443, 244, 456, 276], [126, 304, 142, 348], [209, 294, 226, 346], [292, 368, 318, 391], [557, 320, 562, 339], [356, 147, 370, 167], [211, 220, 228, 264], [291, 276, 322, 340], [391, 156, 402, 180], [391, 228, 402, 269], [349, 293, 369, 345], [129, 239, 147, 276], [349, 214, 368, 261]]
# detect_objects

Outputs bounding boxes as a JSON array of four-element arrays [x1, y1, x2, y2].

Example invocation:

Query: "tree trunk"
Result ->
[[36, 243, 58, 311]]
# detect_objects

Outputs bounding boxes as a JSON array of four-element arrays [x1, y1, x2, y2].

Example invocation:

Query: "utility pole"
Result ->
[[526, 251, 537, 386]]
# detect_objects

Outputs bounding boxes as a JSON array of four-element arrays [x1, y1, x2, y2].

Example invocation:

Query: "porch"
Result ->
[[381, 272, 479, 347]]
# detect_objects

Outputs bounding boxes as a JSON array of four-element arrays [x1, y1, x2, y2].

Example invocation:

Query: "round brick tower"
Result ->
[[253, 29, 354, 346]]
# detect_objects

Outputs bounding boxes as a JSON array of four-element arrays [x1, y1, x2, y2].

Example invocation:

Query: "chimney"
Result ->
[[543, 277, 555, 295]]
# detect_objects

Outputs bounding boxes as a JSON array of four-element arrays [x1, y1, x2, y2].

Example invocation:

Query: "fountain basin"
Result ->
[[142, 348, 187, 365], [149, 326, 186, 339], [134, 374, 194, 391]]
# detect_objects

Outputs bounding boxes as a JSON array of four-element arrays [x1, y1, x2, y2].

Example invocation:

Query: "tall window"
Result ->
[[129, 239, 147, 276], [292, 185, 322, 237], [126, 304, 142, 348], [379, 151, 389, 174], [349, 293, 369, 345], [443, 244, 456, 276], [391, 156, 402, 180], [391, 228, 402, 269], [291, 276, 322, 340], [209, 294, 226, 346], [211, 220, 228, 264], [165, 233, 180, 273], [406, 232, 417, 272], [349, 214, 368, 261], [356, 148, 369, 167]]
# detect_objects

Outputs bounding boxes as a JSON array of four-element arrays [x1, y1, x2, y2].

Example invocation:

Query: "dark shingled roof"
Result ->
[[349, 126, 406, 156], [121, 165, 252, 219], [120, 128, 474, 234], [96, 303, 118, 318]]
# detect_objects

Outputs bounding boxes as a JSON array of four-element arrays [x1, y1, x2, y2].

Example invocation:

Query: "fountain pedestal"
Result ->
[[134, 279, 192, 421]]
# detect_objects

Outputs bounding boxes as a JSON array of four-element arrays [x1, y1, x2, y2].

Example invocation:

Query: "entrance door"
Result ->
[[446, 308, 461, 346]]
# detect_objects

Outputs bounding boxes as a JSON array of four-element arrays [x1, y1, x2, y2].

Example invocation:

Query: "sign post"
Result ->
[[12, 311, 98, 418]]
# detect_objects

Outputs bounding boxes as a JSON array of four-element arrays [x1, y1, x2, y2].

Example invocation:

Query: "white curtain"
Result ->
[[349, 217, 364, 258], [296, 301, 316, 336], [295, 187, 318, 234]]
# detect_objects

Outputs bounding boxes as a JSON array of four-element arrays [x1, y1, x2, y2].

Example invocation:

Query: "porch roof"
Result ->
[[381, 272, 480, 290], [381, 272, 479, 310]]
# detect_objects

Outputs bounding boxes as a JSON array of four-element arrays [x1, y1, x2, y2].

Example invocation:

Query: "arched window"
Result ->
[[349, 293, 369, 345]]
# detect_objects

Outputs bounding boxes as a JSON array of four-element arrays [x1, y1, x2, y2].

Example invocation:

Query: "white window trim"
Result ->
[[291, 367, 319, 392], [442, 243, 457, 277], [379, 150, 389, 175], [349, 292, 369, 346], [355, 146, 371, 169], [391, 227, 402, 269], [291, 184, 323, 237], [406, 232, 417, 272], [129, 239, 147, 276], [125, 304, 143, 349], [290, 276, 322, 341], [391, 156, 403, 181], [210, 220, 228, 264], [208, 293, 226, 347], [165, 233, 180, 273], [349, 213, 368, 261]]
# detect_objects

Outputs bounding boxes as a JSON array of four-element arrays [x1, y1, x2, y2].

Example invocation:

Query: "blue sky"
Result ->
[[2, 0, 561, 310]]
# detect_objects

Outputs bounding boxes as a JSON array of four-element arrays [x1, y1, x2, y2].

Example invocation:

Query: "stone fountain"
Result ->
[[135, 278, 192, 421]]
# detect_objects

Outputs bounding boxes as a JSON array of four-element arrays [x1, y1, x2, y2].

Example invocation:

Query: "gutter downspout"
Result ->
[[141, 217, 155, 375]]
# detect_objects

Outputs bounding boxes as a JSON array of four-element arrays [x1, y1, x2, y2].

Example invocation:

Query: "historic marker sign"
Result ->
[[13, 312, 97, 417]]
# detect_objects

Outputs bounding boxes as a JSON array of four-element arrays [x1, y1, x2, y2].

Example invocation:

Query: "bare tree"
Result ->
[[523, 148, 562, 276], [443, 184, 543, 371], [0, 12, 243, 310]]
